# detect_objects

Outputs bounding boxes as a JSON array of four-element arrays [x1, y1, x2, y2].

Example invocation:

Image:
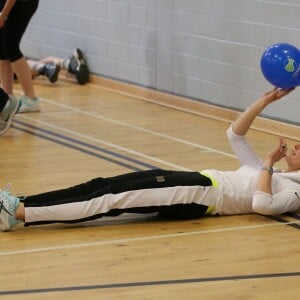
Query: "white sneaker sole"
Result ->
[[0, 99, 21, 135], [18, 103, 41, 113]]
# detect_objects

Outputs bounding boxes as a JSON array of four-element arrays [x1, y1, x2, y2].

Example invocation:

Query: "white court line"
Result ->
[[14, 91, 236, 160], [0, 220, 299, 256], [14, 92, 236, 170], [17, 114, 192, 171]]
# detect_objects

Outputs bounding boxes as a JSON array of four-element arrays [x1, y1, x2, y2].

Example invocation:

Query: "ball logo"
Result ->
[[284, 58, 296, 72]]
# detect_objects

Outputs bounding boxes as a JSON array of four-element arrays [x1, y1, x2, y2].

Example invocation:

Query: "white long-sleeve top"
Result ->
[[203, 126, 300, 215]]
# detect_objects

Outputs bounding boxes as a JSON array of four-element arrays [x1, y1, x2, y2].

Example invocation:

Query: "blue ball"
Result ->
[[260, 43, 300, 88]]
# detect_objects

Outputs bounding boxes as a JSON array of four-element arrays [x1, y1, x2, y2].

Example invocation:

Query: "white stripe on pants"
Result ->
[[25, 185, 218, 223]]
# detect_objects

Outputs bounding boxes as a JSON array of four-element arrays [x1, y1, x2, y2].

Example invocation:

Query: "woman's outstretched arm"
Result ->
[[232, 88, 293, 136]]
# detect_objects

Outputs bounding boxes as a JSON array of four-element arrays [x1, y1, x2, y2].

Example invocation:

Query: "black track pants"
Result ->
[[23, 169, 213, 226]]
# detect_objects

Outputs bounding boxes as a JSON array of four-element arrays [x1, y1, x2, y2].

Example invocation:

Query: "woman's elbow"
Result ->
[[252, 203, 276, 215], [252, 193, 278, 215]]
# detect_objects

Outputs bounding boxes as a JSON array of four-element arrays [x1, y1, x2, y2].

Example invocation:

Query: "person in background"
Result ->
[[0, 48, 89, 135], [0, 0, 40, 113], [27, 48, 89, 85]]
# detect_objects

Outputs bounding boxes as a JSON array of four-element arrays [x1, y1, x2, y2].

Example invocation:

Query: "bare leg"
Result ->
[[12, 57, 36, 98], [0, 60, 14, 94], [27, 59, 39, 77], [27, 58, 61, 83], [38, 56, 64, 66]]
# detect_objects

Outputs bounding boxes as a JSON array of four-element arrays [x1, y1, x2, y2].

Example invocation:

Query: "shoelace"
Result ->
[[69, 51, 86, 72], [69, 56, 81, 72], [0, 199, 12, 216]]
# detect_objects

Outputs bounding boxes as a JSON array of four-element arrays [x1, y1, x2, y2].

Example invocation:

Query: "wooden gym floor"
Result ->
[[0, 78, 299, 299]]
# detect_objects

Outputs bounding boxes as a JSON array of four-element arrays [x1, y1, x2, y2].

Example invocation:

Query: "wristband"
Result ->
[[261, 165, 273, 175]]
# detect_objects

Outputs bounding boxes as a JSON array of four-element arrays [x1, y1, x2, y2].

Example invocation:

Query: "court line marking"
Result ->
[[12, 124, 145, 171], [266, 214, 300, 230], [14, 91, 236, 159], [13, 120, 158, 170], [16, 114, 193, 171], [1, 220, 299, 257], [285, 212, 300, 219], [1, 271, 300, 295], [14, 89, 235, 171]]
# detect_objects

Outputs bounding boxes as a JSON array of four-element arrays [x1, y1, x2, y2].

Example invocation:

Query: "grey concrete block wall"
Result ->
[[22, 0, 300, 124]]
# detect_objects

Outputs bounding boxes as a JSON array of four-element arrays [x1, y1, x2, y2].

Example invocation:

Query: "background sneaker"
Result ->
[[0, 185, 21, 231], [18, 95, 40, 113], [68, 48, 89, 85], [0, 96, 21, 135], [42, 62, 61, 83]]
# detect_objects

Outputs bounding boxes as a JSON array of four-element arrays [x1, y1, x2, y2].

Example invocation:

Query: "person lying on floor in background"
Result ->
[[15, 48, 89, 85]]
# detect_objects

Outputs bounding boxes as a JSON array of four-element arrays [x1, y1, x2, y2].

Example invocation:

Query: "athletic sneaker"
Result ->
[[0, 95, 21, 135], [18, 95, 40, 113], [41, 62, 61, 83], [68, 48, 89, 85], [0, 184, 21, 231]]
